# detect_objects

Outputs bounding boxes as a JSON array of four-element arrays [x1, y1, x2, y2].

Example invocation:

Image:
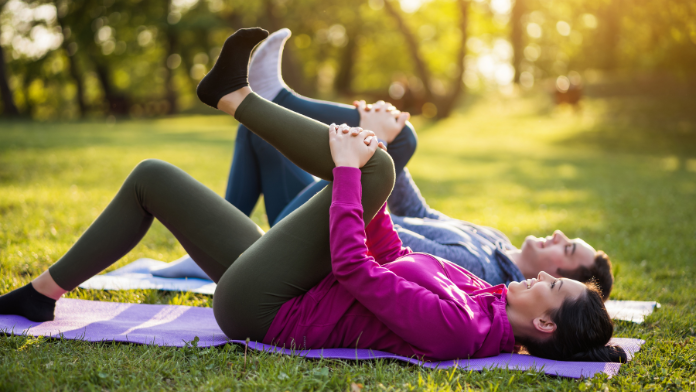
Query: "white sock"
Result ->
[[150, 254, 212, 280], [248, 28, 291, 101]]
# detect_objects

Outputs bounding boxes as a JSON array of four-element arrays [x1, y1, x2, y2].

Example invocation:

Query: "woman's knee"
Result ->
[[132, 158, 172, 176], [129, 159, 179, 183], [364, 149, 396, 195]]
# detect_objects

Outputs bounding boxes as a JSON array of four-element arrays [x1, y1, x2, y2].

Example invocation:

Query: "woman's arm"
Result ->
[[328, 122, 405, 265], [364, 203, 412, 265], [330, 167, 492, 359]]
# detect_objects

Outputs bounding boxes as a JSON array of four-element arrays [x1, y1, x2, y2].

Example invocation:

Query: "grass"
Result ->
[[1, 86, 695, 391]]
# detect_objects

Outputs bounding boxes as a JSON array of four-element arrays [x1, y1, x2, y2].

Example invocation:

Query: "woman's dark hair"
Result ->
[[517, 282, 627, 363], [558, 251, 613, 301]]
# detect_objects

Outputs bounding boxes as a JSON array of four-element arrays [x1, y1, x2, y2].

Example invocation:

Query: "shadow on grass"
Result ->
[[557, 80, 696, 164], [0, 117, 239, 154]]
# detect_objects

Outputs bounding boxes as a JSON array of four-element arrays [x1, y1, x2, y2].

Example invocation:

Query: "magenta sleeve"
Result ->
[[365, 203, 412, 265], [329, 167, 493, 359]]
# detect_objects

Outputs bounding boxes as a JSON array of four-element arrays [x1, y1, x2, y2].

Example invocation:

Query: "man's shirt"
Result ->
[[387, 168, 525, 286]]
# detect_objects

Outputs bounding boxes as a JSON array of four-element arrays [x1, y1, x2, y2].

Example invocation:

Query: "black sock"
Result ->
[[0, 283, 56, 322], [197, 27, 269, 108]]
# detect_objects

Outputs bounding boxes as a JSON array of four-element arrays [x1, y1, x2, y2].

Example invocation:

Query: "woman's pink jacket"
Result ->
[[264, 167, 515, 360]]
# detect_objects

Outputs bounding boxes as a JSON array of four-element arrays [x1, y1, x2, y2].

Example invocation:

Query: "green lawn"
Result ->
[[1, 88, 695, 391]]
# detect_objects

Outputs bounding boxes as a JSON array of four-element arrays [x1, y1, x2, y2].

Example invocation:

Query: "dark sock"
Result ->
[[197, 27, 269, 108], [0, 283, 56, 322]]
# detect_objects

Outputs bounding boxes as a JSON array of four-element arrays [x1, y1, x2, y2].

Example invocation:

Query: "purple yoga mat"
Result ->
[[0, 299, 644, 379]]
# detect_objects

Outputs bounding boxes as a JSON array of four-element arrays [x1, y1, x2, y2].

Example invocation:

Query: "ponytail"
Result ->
[[517, 282, 627, 363], [569, 345, 627, 363]]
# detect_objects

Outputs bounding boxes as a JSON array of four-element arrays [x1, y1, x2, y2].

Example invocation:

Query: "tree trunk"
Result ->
[[0, 44, 19, 116], [66, 50, 87, 116], [56, 14, 87, 117], [164, 28, 178, 114], [436, 0, 469, 119], [22, 76, 33, 117], [598, 0, 620, 70], [510, 0, 525, 84], [334, 26, 359, 95], [93, 60, 128, 115], [162, 0, 177, 114], [383, 0, 433, 102]]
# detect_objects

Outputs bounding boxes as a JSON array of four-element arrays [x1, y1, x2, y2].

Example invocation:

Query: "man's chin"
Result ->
[[520, 236, 536, 252]]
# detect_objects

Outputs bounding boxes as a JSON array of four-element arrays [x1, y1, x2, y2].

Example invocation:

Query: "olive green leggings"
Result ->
[[49, 93, 395, 341]]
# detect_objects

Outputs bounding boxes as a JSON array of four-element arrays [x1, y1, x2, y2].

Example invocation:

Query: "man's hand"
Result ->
[[353, 100, 410, 144], [329, 123, 386, 168]]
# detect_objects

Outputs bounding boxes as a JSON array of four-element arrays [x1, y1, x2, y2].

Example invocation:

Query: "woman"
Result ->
[[0, 28, 625, 363]]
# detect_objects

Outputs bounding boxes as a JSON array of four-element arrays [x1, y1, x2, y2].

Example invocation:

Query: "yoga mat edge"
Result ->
[[0, 298, 644, 379]]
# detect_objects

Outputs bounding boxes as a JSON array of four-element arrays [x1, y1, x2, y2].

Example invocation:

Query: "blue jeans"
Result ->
[[225, 88, 418, 226]]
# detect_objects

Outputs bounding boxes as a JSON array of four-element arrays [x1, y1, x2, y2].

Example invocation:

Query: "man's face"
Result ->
[[519, 230, 596, 278]]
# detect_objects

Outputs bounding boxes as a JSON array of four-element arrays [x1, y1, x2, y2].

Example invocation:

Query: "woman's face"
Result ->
[[507, 271, 586, 323]]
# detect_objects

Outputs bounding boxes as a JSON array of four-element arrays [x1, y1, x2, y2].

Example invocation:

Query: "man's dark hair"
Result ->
[[517, 282, 627, 363], [557, 251, 613, 301]]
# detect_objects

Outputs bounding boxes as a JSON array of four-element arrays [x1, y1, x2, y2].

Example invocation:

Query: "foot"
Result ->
[[249, 28, 291, 101], [197, 27, 269, 109], [0, 283, 56, 322], [150, 255, 212, 280]]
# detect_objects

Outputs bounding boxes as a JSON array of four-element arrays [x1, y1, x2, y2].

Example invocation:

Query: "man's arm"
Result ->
[[387, 168, 450, 220], [394, 225, 487, 278]]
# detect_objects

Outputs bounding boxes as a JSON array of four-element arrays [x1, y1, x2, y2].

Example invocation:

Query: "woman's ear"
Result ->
[[533, 316, 557, 334]]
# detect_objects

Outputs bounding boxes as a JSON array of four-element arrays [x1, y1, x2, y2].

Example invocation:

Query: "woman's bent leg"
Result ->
[[234, 92, 394, 210], [49, 159, 263, 290], [214, 151, 395, 341]]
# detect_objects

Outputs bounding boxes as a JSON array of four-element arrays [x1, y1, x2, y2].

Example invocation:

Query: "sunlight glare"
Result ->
[[527, 23, 542, 39], [556, 21, 571, 36], [582, 14, 598, 29], [556, 75, 570, 92], [520, 71, 534, 89], [524, 44, 540, 61], [400, 0, 426, 13], [490, 0, 512, 15]]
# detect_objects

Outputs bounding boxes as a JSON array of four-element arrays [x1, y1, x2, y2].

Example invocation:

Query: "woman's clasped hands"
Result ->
[[329, 123, 387, 169]]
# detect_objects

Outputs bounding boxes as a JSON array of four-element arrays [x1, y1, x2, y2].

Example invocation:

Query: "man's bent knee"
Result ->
[[399, 122, 418, 151]]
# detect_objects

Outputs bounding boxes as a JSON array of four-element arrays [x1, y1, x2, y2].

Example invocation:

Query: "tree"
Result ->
[[162, 0, 178, 114], [383, 0, 470, 119], [56, 9, 87, 116], [0, 42, 20, 116], [510, 0, 525, 84], [383, 0, 433, 104], [437, 0, 469, 119]]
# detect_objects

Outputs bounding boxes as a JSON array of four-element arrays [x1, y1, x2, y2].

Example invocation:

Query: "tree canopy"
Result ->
[[1, 0, 694, 119]]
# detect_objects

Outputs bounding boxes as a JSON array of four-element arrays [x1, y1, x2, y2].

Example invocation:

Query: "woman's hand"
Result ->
[[353, 100, 411, 144], [329, 123, 386, 168]]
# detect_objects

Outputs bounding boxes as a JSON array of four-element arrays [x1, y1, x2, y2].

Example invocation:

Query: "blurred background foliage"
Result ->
[[0, 0, 694, 121]]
